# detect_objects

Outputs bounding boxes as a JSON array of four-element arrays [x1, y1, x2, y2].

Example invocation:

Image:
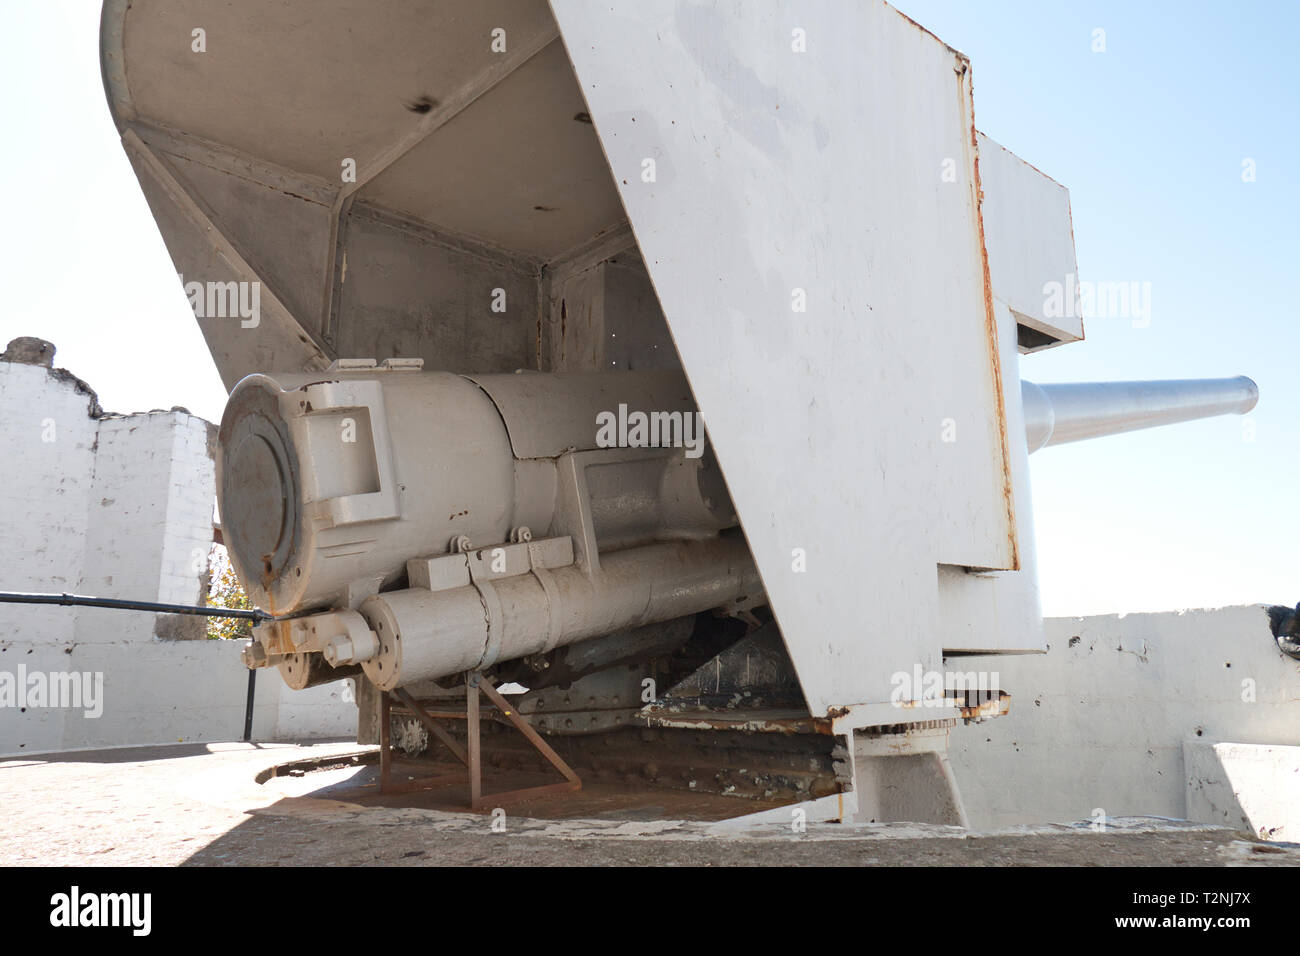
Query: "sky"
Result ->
[[1, 1, 1296, 618]]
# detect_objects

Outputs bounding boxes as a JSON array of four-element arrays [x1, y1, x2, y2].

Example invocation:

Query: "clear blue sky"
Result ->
[[1, 1, 1295, 616]]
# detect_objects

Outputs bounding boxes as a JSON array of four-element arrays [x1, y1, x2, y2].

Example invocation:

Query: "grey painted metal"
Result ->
[[219, 367, 735, 618], [357, 536, 760, 690], [1022, 377, 1259, 452], [462, 370, 695, 460], [976, 132, 1082, 349], [101, 0, 1260, 726], [551, 0, 1018, 718], [219, 364, 512, 615], [938, 301, 1044, 654], [99, 0, 1032, 718]]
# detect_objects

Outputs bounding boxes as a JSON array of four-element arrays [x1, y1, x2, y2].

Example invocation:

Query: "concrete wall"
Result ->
[[950, 605, 1300, 829], [74, 411, 217, 643], [1184, 740, 1300, 841], [0, 342, 355, 755], [0, 638, 355, 755], [0, 356, 215, 641], [0, 361, 100, 645]]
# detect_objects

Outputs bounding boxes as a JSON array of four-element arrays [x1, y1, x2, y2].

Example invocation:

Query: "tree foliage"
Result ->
[[207, 544, 253, 640]]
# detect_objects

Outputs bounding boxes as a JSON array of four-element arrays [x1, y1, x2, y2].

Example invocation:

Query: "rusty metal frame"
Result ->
[[393, 687, 470, 764], [378, 673, 582, 810]]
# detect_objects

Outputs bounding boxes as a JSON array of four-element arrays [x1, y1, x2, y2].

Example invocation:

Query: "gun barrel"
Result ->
[[1022, 376, 1258, 452]]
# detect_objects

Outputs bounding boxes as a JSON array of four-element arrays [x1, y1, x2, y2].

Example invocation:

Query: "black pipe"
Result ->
[[243, 668, 257, 742], [0, 591, 275, 623]]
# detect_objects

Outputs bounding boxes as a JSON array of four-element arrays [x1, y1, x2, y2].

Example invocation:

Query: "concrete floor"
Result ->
[[1, 741, 1296, 866]]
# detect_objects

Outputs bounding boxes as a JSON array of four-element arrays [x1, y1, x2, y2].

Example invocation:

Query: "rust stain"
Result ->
[[958, 690, 1011, 723], [961, 63, 1020, 571]]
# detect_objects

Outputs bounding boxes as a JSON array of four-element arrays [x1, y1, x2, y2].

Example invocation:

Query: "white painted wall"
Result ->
[[0, 638, 355, 755], [0, 357, 215, 640], [0, 347, 355, 755], [0, 362, 98, 646], [1184, 740, 1300, 842], [74, 411, 216, 644], [950, 605, 1300, 829]]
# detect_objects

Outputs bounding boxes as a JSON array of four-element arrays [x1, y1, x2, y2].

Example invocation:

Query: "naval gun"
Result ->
[[220, 368, 1256, 694], [101, 0, 1259, 821]]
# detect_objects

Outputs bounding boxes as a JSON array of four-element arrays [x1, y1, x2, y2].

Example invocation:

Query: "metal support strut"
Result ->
[[379, 672, 582, 811]]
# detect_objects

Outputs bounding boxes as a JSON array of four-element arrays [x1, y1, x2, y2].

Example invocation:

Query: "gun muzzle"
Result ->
[[1022, 376, 1259, 452]]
